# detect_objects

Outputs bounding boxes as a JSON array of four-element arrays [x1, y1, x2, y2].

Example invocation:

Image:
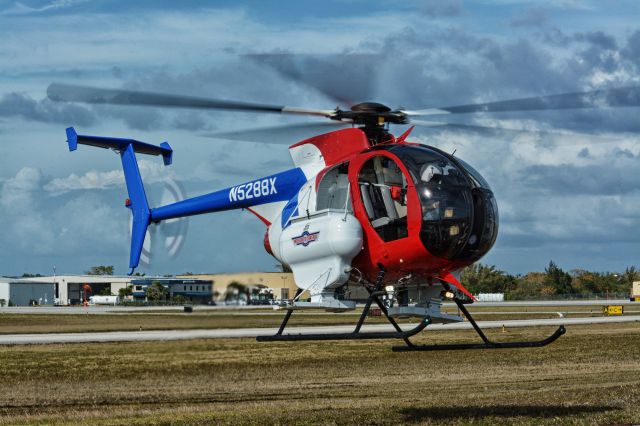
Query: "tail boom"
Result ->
[[65, 127, 307, 273], [150, 168, 307, 222]]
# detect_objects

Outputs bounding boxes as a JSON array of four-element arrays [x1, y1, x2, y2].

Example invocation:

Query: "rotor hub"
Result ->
[[350, 102, 392, 113]]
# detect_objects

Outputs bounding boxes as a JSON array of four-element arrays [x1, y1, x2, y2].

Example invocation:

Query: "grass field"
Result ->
[[0, 322, 638, 425]]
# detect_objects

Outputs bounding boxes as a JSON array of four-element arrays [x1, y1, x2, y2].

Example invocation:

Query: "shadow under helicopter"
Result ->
[[400, 404, 619, 422]]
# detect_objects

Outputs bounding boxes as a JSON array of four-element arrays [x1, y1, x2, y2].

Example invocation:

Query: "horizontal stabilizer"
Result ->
[[66, 127, 173, 165]]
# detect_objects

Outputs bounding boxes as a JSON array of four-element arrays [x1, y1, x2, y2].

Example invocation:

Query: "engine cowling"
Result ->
[[269, 211, 362, 294]]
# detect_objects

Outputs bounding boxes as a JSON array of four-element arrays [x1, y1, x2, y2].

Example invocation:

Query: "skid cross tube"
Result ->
[[391, 298, 566, 352], [274, 288, 303, 336], [257, 266, 430, 342]]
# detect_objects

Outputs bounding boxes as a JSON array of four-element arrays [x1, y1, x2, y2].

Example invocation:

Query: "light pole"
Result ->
[[53, 266, 57, 301]]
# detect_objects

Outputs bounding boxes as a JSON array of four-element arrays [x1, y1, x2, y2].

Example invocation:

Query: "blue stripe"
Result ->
[[281, 197, 299, 229], [151, 168, 307, 222]]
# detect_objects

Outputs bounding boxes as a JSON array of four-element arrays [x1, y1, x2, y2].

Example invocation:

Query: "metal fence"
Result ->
[[505, 292, 631, 301]]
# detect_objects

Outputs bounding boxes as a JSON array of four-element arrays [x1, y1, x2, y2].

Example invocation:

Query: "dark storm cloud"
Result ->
[[373, 26, 639, 134], [0, 92, 95, 125], [418, 0, 463, 18], [498, 226, 640, 247], [172, 111, 212, 131], [6, 21, 639, 140], [540, 27, 573, 47], [246, 53, 382, 106], [518, 163, 639, 196], [621, 30, 640, 68], [574, 31, 617, 50], [578, 147, 590, 158], [510, 7, 549, 28], [101, 106, 163, 131], [36, 25, 639, 135]]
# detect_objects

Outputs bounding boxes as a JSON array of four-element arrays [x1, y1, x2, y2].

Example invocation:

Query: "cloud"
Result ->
[[621, 30, 640, 69], [43, 160, 173, 195], [0, 0, 87, 15], [511, 7, 549, 27], [1, 1, 638, 275], [418, 0, 463, 17], [0, 92, 95, 125], [574, 31, 617, 50], [0, 167, 55, 254], [0, 166, 42, 211], [519, 162, 639, 195], [246, 53, 382, 105]]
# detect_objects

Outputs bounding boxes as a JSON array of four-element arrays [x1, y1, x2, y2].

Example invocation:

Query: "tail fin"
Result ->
[[65, 127, 173, 274]]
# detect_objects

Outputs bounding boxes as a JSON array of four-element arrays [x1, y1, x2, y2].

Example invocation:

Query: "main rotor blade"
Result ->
[[47, 83, 335, 118], [403, 86, 640, 116], [201, 121, 351, 145], [410, 119, 558, 137], [409, 120, 636, 145]]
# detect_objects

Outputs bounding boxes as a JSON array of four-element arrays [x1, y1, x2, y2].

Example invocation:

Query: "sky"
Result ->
[[0, 0, 638, 277]]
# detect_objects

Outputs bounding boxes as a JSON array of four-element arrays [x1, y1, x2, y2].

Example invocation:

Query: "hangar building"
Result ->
[[130, 278, 213, 304], [1, 272, 298, 305], [177, 272, 297, 301], [0, 280, 55, 306], [24, 275, 131, 305]]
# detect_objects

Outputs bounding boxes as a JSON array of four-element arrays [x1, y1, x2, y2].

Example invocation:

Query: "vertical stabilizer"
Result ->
[[65, 127, 172, 274], [120, 144, 150, 274]]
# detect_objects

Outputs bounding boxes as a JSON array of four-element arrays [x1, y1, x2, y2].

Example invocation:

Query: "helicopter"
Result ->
[[47, 83, 640, 351]]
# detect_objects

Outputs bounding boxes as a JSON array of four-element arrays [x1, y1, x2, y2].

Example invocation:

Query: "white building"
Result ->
[[0, 279, 55, 306], [24, 275, 132, 305]]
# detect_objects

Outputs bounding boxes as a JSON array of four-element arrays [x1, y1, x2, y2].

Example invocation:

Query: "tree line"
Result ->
[[461, 261, 639, 300]]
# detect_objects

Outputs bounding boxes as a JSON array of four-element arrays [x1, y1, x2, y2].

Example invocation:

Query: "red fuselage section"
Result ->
[[301, 128, 498, 283]]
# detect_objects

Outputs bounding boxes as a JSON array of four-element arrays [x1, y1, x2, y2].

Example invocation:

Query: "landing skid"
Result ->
[[392, 299, 566, 351], [258, 268, 428, 344], [257, 268, 566, 351]]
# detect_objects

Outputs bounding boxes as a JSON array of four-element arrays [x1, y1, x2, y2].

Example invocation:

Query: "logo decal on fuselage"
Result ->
[[292, 230, 320, 247], [229, 177, 277, 202]]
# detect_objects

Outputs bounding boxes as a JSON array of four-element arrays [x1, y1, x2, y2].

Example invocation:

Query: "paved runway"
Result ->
[[0, 299, 635, 315], [464, 300, 636, 307], [0, 315, 637, 345]]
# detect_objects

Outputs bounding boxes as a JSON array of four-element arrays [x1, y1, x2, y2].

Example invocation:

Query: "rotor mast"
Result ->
[[333, 102, 408, 145]]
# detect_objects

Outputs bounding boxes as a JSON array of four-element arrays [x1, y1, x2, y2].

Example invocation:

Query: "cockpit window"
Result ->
[[388, 145, 497, 262], [317, 162, 352, 212], [360, 145, 498, 263], [391, 146, 469, 187], [358, 156, 408, 242], [455, 157, 491, 189]]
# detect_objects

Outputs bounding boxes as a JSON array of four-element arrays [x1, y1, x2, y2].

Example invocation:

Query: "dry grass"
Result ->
[[0, 311, 395, 334], [0, 322, 638, 425]]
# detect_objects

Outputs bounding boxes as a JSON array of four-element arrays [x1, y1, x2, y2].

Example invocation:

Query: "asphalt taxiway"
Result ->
[[0, 315, 637, 345], [0, 299, 635, 315]]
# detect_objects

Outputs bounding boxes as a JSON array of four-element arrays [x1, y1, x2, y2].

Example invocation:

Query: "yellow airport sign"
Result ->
[[602, 305, 624, 316]]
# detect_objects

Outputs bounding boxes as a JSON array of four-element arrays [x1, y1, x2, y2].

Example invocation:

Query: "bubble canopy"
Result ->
[[386, 144, 498, 263]]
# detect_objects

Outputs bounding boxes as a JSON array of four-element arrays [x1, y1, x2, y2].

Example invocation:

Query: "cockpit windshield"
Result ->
[[386, 145, 498, 263], [455, 157, 491, 189]]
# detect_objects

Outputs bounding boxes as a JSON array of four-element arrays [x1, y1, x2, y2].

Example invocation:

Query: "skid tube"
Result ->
[[257, 266, 430, 343], [257, 271, 566, 351], [392, 298, 566, 352]]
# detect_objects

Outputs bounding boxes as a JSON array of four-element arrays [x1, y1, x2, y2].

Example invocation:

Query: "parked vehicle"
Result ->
[[89, 295, 120, 306]]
